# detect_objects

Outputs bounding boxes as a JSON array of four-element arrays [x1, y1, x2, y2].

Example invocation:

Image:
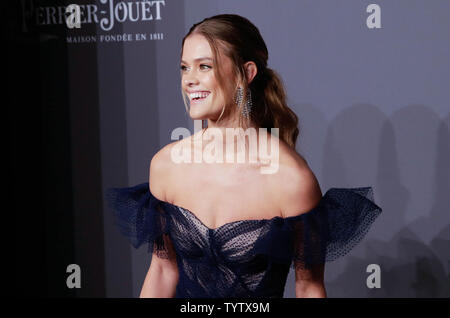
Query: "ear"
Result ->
[[244, 61, 258, 85]]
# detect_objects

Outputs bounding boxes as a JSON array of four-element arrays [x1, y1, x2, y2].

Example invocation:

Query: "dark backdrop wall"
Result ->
[[12, 0, 450, 297]]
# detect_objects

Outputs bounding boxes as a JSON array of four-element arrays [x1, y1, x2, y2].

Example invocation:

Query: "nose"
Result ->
[[183, 68, 199, 86]]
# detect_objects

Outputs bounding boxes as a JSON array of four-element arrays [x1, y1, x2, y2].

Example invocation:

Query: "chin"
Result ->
[[189, 109, 207, 120], [188, 103, 222, 121], [188, 106, 209, 118]]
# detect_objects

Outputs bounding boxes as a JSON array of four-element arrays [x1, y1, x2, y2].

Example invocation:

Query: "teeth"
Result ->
[[189, 91, 210, 99]]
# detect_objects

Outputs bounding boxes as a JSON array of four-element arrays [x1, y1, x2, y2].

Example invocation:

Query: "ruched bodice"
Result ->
[[106, 182, 382, 298]]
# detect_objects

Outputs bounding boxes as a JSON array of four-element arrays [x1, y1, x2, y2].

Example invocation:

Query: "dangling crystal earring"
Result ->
[[234, 86, 252, 118]]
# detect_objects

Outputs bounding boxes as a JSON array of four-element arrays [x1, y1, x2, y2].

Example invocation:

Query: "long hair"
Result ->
[[180, 14, 299, 149]]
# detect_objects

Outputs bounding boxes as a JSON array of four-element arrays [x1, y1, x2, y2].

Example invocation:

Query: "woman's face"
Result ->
[[181, 34, 235, 121]]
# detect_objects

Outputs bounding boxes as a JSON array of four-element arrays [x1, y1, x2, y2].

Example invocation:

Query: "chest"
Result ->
[[166, 162, 281, 230], [163, 206, 295, 265]]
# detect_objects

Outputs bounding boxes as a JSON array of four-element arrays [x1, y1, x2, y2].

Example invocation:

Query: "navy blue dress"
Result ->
[[106, 182, 382, 298]]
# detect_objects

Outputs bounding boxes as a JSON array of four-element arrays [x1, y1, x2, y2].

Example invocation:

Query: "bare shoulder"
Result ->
[[271, 140, 322, 218], [149, 138, 186, 201]]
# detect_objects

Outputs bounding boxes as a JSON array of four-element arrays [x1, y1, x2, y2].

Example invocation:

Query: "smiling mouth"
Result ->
[[190, 93, 211, 103]]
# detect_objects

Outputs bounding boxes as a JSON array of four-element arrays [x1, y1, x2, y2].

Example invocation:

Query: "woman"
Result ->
[[107, 14, 382, 298]]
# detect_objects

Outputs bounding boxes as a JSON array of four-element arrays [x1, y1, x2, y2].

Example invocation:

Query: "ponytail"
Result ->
[[251, 67, 299, 149]]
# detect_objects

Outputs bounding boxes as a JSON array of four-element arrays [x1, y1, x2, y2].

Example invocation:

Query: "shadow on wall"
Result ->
[[285, 103, 450, 297], [325, 225, 450, 298]]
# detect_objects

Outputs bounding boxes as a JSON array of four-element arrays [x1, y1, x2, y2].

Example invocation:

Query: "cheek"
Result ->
[[203, 74, 217, 90], [203, 77, 221, 102]]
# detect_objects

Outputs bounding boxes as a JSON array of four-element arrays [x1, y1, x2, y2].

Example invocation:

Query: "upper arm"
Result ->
[[274, 154, 325, 289], [141, 234, 179, 297], [149, 142, 176, 202], [148, 234, 178, 275], [148, 149, 168, 201], [285, 168, 326, 288], [276, 158, 322, 218], [148, 144, 179, 272]]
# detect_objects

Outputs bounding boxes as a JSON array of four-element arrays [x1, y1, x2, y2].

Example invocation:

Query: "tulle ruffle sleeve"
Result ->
[[106, 182, 171, 259], [288, 187, 382, 270]]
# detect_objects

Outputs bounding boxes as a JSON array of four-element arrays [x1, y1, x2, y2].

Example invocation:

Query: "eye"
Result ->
[[180, 64, 211, 72]]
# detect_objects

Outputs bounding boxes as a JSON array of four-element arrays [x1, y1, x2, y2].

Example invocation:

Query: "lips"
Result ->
[[193, 95, 208, 100], [190, 94, 210, 104], [189, 91, 211, 103]]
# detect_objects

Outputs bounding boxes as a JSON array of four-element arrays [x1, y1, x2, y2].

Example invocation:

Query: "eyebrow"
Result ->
[[180, 57, 213, 64]]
